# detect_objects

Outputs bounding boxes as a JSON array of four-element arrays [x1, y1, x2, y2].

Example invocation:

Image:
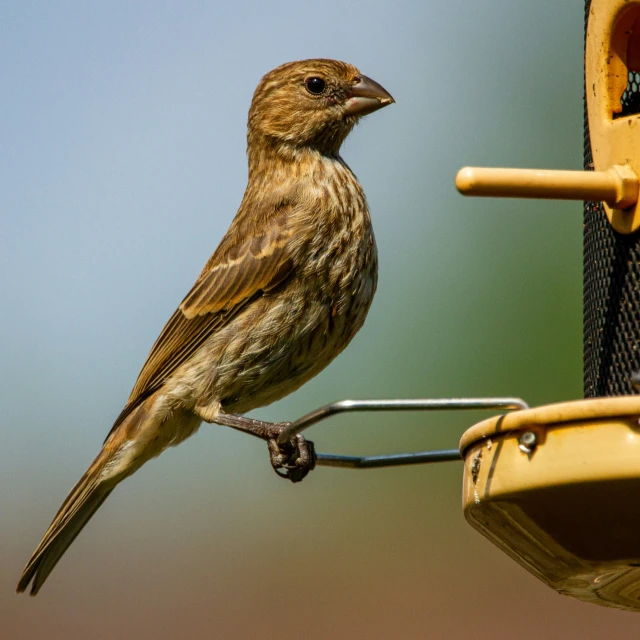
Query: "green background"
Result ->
[[4, 1, 636, 637]]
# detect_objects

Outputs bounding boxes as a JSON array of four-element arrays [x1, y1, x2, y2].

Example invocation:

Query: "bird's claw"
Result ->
[[267, 431, 316, 483]]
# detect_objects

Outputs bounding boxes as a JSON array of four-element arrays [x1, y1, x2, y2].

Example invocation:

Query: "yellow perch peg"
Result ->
[[456, 165, 638, 210]]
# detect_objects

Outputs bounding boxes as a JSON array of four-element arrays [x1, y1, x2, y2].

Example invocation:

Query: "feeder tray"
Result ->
[[460, 396, 640, 611]]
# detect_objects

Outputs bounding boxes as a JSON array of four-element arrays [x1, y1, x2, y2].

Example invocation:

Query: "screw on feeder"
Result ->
[[517, 431, 538, 454]]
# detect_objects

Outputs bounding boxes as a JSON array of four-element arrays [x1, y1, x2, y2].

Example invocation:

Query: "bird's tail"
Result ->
[[16, 448, 116, 596], [16, 393, 157, 595]]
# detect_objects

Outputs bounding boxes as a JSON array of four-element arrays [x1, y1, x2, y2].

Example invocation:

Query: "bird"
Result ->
[[17, 58, 394, 595]]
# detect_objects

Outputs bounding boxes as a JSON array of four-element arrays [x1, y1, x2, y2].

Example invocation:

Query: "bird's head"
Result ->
[[247, 59, 394, 157]]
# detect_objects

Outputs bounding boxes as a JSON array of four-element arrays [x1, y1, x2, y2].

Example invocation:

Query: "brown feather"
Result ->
[[111, 213, 295, 432], [17, 457, 113, 596]]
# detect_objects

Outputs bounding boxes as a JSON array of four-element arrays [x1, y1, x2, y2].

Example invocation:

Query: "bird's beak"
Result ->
[[344, 75, 395, 117]]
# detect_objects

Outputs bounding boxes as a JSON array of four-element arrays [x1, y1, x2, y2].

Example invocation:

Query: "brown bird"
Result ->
[[17, 58, 394, 595]]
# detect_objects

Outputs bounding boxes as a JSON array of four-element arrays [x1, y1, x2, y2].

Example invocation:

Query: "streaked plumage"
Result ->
[[18, 58, 393, 595]]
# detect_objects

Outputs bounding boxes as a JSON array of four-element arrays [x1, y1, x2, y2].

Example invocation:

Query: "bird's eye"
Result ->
[[305, 77, 326, 95]]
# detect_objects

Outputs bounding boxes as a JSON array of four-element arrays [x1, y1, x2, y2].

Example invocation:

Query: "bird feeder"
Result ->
[[452, 0, 640, 611], [294, 0, 640, 613]]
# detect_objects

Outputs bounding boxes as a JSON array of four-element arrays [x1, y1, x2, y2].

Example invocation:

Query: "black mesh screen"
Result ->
[[584, 0, 640, 396], [619, 71, 640, 116]]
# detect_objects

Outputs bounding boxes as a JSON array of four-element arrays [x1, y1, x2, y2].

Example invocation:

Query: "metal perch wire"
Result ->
[[277, 397, 529, 469]]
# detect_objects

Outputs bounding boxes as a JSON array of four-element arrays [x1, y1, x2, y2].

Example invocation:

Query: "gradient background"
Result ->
[[3, 1, 638, 638]]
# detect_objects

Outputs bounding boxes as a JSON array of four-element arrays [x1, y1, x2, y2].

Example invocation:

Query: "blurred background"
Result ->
[[3, 1, 635, 638]]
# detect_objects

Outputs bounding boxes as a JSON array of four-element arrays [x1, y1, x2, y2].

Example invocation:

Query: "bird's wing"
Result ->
[[108, 215, 295, 434]]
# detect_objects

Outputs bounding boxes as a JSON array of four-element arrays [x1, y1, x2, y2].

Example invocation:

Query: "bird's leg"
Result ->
[[211, 411, 316, 483]]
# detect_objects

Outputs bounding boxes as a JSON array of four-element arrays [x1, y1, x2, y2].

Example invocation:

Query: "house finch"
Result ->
[[17, 58, 394, 595]]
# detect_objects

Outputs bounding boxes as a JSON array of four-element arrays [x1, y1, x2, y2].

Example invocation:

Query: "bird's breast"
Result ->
[[189, 157, 378, 414], [303, 157, 378, 328]]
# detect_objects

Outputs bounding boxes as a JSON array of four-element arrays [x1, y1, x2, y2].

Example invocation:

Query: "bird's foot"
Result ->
[[212, 412, 316, 482], [267, 428, 316, 483]]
